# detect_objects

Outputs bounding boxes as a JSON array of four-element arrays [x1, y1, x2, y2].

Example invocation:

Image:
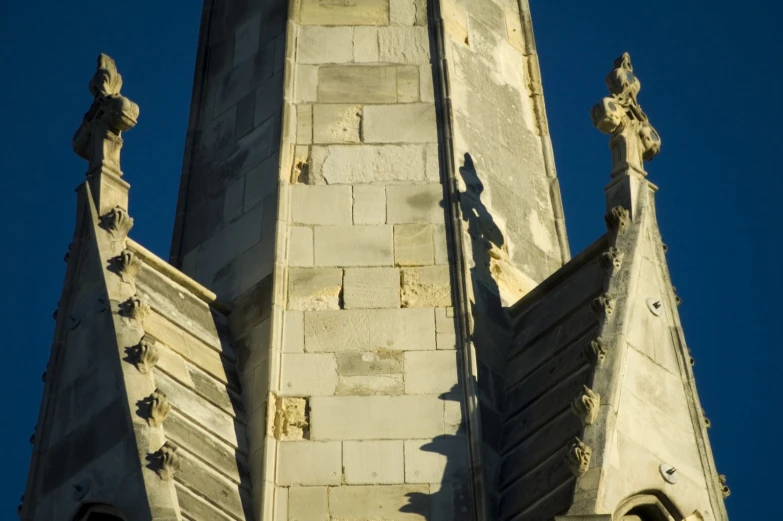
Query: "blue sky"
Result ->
[[0, 1, 777, 518]]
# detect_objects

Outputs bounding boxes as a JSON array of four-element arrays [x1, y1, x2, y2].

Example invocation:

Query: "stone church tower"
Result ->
[[20, 1, 729, 520]]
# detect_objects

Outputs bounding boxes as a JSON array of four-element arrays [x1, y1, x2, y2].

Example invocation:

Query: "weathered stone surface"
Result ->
[[337, 374, 405, 395], [314, 225, 393, 267], [394, 224, 434, 266], [296, 104, 313, 144], [353, 185, 386, 225], [288, 268, 343, 311], [379, 27, 430, 63], [312, 145, 427, 184], [444, 398, 464, 435], [343, 267, 401, 309], [401, 266, 452, 307], [310, 396, 444, 439], [305, 309, 435, 352], [420, 64, 435, 102], [344, 440, 405, 484], [291, 185, 352, 225], [289, 486, 328, 521], [298, 26, 353, 64], [313, 104, 362, 144], [289, 226, 314, 267], [295, 64, 318, 102], [281, 353, 338, 396], [354, 27, 379, 62], [363, 104, 437, 143], [319, 66, 397, 103], [329, 485, 430, 520], [397, 65, 420, 102], [404, 438, 470, 483], [337, 351, 404, 375], [405, 351, 459, 394], [391, 0, 417, 25], [300, 0, 390, 25], [283, 311, 305, 353], [277, 441, 342, 485], [387, 184, 444, 223]]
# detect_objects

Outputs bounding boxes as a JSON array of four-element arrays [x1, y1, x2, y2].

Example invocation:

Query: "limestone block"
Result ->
[[284, 311, 305, 353], [404, 438, 470, 483], [433, 223, 448, 263], [425, 143, 441, 182], [313, 225, 393, 267], [437, 332, 457, 350], [505, 9, 525, 53], [397, 65, 420, 102], [310, 396, 444, 439], [313, 104, 362, 144], [379, 27, 430, 63], [404, 351, 459, 394], [275, 487, 288, 521], [401, 266, 452, 308], [344, 440, 405, 484], [319, 66, 397, 103], [444, 398, 464, 435], [353, 185, 387, 225], [304, 308, 435, 352], [434, 307, 454, 333], [394, 224, 434, 266], [337, 374, 405, 395], [337, 351, 404, 375], [391, 0, 417, 25], [289, 486, 328, 521], [420, 64, 435, 102], [295, 64, 318, 103], [354, 27, 379, 62], [329, 485, 430, 520], [344, 267, 401, 309], [387, 184, 444, 224], [299, 26, 353, 64], [296, 104, 313, 145], [223, 178, 245, 224], [243, 153, 278, 211], [300, 0, 389, 25], [363, 104, 437, 143], [291, 185, 352, 225], [233, 14, 261, 67], [281, 353, 338, 395], [287, 268, 343, 311], [277, 441, 342, 485], [311, 144, 427, 184], [289, 226, 314, 267]]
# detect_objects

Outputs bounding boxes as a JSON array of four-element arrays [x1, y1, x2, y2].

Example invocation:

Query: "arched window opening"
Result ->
[[615, 493, 681, 521]]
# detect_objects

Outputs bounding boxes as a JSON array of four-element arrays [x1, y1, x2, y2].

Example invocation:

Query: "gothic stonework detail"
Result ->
[[584, 338, 608, 366], [604, 206, 629, 233], [273, 397, 308, 441], [591, 293, 616, 319], [566, 437, 592, 477], [145, 389, 171, 427], [151, 442, 180, 481], [100, 206, 134, 238], [571, 385, 601, 426], [600, 247, 624, 270], [72, 54, 139, 176], [591, 52, 661, 175], [121, 294, 150, 321], [129, 336, 159, 374], [718, 474, 730, 499], [114, 249, 142, 282]]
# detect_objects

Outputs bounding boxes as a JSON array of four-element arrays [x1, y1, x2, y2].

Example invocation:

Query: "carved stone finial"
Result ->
[[72, 54, 139, 177], [151, 442, 180, 480], [584, 338, 608, 366], [130, 336, 159, 374], [144, 389, 172, 427], [571, 385, 601, 426], [604, 206, 629, 233], [591, 52, 660, 176], [114, 249, 142, 282], [719, 474, 730, 499], [121, 294, 150, 321], [600, 246, 624, 271], [566, 437, 592, 477], [591, 293, 616, 319], [100, 206, 134, 238]]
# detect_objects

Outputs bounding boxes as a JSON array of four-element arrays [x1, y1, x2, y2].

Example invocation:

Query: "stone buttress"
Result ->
[[169, 0, 569, 520]]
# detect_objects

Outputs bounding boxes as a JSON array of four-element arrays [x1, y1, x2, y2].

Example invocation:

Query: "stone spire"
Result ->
[[73, 53, 139, 213]]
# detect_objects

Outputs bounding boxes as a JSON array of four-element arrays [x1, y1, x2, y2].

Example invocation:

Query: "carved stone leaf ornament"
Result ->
[[115, 249, 142, 282], [571, 385, 601, 426], [146, 389, 172, 427], [591, 293, 616, 319], [584, 338, 608, 366], [132, 336, 159, 374], [152, 442, 180, 480], [600, 247, 624, 270], [101, 206, 134, 238], [604, 206, 629, 233], [566, 437, 592, 477], [121, 294, 150, 321]]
